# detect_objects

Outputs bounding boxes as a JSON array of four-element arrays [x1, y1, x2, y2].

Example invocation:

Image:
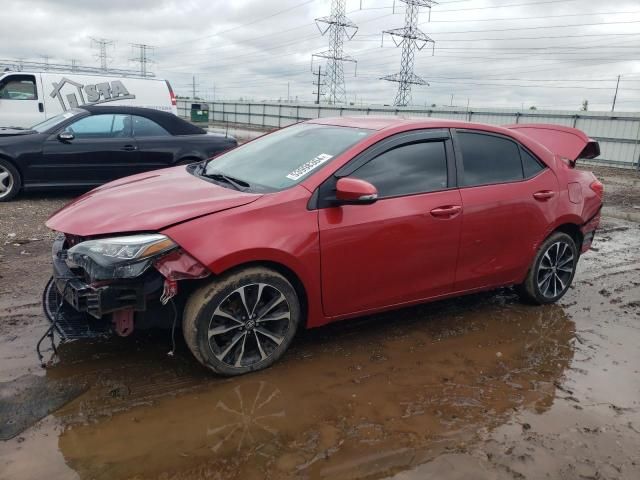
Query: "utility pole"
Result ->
[[71, 59, 79, 72], [41, 55, 50, 71], [311, 0, 358, 104], [313, 66, 326, 104], [381, 0, 436, 107], [612, 74, 621, 112], [192, 75, 197, 100], [130, 43, 154, 77], [91, 38, 114, 71]]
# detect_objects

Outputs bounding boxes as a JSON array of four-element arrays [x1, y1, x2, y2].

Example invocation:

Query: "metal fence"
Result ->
[[178, 100, 640, 168]]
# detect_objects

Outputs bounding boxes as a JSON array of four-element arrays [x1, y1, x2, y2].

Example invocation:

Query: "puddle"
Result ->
[[5, 294, 573, 479], [0, 218, 639, 479]]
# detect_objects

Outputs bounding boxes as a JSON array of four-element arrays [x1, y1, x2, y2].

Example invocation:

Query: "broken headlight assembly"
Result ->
[[67, 234, 177, 281]]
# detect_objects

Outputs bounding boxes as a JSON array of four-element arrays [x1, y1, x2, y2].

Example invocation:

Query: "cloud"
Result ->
[[1, 0, 639, 111]]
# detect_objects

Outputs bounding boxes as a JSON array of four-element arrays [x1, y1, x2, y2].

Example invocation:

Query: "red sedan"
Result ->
[[45, 117, 603, 375]]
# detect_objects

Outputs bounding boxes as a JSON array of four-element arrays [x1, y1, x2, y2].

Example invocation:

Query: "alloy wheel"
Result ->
[[207, 283, 292, 368], [0, 165, 14, 199], [536, 241, 575, 299]]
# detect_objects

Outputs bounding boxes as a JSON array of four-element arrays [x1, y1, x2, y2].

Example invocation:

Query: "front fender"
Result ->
[[161, 187, 327, 328]]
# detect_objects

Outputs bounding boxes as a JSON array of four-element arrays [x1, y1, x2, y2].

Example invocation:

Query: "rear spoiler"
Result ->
[[505, 124, 600, 165]]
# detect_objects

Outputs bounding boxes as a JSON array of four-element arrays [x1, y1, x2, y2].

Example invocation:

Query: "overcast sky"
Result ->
[[1, 0, 640, 111]]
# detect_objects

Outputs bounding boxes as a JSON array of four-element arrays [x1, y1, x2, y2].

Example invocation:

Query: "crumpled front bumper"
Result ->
[[51, 235, 162, 319]]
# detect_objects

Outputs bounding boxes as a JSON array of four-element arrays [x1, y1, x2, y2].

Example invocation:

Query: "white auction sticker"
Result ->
[[286, 153, 333, 180]]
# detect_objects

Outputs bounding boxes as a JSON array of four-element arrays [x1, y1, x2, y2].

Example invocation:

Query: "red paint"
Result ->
[[113, 309, 134, 337], [335, 178, 378, 203], [46, 167, 261, 236], [47, 118, 603, 329]]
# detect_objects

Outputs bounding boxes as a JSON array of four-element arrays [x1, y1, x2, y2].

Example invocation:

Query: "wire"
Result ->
[[163, 0, 318, 50]]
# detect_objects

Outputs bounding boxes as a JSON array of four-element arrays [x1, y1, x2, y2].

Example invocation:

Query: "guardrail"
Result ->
[[178, 100, 640, 169]]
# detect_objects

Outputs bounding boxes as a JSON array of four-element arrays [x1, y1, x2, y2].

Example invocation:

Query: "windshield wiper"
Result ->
[[202, 170, 251, 191]]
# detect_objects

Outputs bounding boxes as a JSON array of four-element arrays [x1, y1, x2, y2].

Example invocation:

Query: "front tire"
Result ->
[[0, 158, 21, 202], [183, 267, 301, 376], [518, 232, 578, 305]]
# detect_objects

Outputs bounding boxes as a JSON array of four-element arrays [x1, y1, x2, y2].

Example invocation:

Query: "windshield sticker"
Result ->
[[286, 153, 333, 181]]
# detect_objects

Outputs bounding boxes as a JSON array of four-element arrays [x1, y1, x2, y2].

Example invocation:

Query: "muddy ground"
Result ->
[[0, 172, 639, 479]]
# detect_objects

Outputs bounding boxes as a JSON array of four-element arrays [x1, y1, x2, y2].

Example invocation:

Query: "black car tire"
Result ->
[[517, 232, 578, 305], [0, 158, 21, 202], [183, 267, 301, 376]]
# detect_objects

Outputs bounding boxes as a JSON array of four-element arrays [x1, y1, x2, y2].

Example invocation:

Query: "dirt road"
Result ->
[[0, 189, 639, 479]]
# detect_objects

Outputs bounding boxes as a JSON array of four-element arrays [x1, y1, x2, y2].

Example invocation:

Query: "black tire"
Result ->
[[183, 267, 301, 376], [0, 158, 21, 202], [517, 232, 578, 305]]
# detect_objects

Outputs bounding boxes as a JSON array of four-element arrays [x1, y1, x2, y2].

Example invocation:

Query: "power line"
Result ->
[[90, 37, 114, 71], [312, 0, 358, 104], [382, 0, 436, 107], [164, 0, 317, 49], [130, 43, 154, 77]]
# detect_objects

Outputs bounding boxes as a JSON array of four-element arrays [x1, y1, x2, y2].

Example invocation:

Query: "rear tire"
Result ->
[[0, 158, 21, 202], [183, 267, 301, 376], [517, 232, 578, 305]]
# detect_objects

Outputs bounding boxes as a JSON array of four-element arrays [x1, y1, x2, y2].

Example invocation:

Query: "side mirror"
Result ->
[[335, 178, 378, 205], [58, 132, 74, 142]]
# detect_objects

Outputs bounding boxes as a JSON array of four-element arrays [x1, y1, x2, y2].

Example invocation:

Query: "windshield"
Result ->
[[31, 109, 83, 133], [204, 123, 372, 191]]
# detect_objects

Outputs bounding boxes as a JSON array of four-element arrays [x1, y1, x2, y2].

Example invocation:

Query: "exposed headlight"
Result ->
[[68, 234, 177, 280]]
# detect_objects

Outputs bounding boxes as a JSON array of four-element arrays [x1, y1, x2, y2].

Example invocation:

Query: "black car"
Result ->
[[0, 106, 237, 201]]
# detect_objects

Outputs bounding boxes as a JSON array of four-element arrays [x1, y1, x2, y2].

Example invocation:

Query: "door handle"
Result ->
[[38, 102, 44, 113], [430, 205, 462, 218], [533, 190, 555, 201], [121, 145, 137, 151]]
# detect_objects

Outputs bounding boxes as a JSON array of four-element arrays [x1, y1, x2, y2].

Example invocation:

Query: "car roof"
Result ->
[[79, 105, 206, 135], [307, 115, 514, 135]]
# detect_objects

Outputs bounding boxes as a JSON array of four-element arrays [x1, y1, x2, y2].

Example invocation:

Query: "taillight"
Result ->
[[165, 80, 177, 106], [590, 179, 604, 198]]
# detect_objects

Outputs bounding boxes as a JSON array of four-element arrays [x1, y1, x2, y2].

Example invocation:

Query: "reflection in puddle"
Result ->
[[49, 292, 574, 479], [207, 381, 285, 455]]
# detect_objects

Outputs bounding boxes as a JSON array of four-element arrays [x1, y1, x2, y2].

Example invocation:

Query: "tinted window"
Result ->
[[458, 132, 523, 186], [133, 115, 170, 137], [352, 141, 448, 198], [64, 114, 131, 138], [522, 148, 545, 178], [0, 75, 37, 100]]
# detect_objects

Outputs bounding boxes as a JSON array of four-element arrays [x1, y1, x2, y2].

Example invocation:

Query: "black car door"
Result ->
[[41, 113, 140, 185], [131, 115, 180, 169]]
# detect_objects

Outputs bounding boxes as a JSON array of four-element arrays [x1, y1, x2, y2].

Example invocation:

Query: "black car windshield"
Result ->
[[203, 123, 372, 191], [31, 109, 83, 133]]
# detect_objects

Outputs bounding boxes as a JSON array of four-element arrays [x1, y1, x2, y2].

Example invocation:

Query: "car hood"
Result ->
[[46, 166, 262, 237], [0, 127, 36, 137]]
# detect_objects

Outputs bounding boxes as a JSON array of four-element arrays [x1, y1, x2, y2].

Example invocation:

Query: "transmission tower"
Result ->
[[381, 0, 436, 107], [130, 43, 155, 77], [311, 0, 358, 104], [91, 37, 114, 71]]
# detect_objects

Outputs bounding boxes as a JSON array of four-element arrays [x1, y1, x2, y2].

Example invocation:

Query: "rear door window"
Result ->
[[458, 132, 524, 186], [521, 148, 546, 178], [352, 141, 448, 197], [132, 115, 170, 137]]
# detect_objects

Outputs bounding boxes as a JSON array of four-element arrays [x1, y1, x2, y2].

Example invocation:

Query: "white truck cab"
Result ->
[[0, 71, 177, 128]]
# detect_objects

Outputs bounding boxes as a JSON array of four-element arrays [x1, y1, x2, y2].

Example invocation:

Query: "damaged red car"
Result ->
[[44, 117, 603, 376]]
